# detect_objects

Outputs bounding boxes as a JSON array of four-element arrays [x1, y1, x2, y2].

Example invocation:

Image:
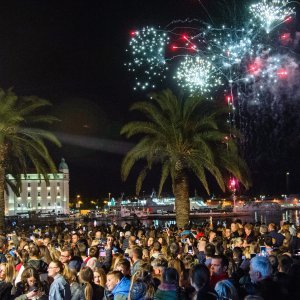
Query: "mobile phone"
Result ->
[[99, 248, 106, 257], [260, 246, 267, 257], [188, 246, 193, 254]]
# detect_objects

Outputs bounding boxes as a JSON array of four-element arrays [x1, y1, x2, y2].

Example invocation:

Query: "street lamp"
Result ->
[[286, 172, 290, 195], [108, 192, 111, 202]]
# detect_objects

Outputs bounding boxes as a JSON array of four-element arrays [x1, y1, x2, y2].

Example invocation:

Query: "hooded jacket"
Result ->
[[112, 276, 130, 300]]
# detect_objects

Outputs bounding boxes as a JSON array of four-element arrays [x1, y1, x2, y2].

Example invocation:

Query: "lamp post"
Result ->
[[286, 172, 290, 195]]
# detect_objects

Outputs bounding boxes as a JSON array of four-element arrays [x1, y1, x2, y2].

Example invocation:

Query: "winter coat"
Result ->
[[154, 283, 178, 300], [112, 276, 130, 300]]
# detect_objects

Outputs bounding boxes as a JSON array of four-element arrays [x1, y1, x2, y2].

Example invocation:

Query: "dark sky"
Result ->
[[0, 1, 299, 200]]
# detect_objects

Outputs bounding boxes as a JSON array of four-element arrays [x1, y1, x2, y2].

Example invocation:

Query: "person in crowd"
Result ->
[[48, 260, 71, 300], [116, 259, 131, 279], [0, 262, 14, 299], [129, 264, 156, 300], [210, 255, 229, 289], [26, 243, 48, 275], [151, 257, 168, 286], [15, 267, 48, 300], [93, 267, 107, 288], [190, 264, 217, 300], [60, 246, 83, 273], [215, 279, 239, 300], [131, 246, 143, 276], [68, 268, 84, 300], [267, 223, 284, 248], [79, 266, 104, 300], [104, 270, 130, 300], [154, 267, 182, 300]]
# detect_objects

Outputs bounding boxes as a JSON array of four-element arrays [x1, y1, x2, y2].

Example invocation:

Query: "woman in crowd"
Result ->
[[93, 267, 107, 288], [0, 262, 14, 299], [14, 267, 48, 300], [79, 266, 104, 300], [129, 264, 156, 300]]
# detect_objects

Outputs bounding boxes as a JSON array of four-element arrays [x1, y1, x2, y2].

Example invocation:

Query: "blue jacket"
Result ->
[[49, 274, 71, 300], [112, 276, 130, 299]]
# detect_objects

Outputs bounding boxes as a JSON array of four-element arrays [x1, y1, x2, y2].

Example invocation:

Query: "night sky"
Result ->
[[0, 1, 299, 200]]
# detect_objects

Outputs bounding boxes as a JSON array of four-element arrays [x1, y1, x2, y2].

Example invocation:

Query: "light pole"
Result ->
[[229, 178, 237, 212], [286, 172, 290, 195]]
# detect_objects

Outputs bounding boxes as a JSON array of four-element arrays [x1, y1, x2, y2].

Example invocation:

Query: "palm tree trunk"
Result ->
[[173, 169, 190, 228], [0, 145, 7, 231]]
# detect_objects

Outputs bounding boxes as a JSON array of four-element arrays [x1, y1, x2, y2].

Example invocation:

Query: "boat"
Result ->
[[235, 201, 281, 212]]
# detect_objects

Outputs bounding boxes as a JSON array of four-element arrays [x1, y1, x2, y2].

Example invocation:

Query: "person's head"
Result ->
[[169, 242, 180, 258], [95, 231, 102, 240], [77, 242, 87, 256], [48, 260, 64, 278], [215, 279, 238, 300], [60, 247, 73, 264], [93, 267, 106, 287], [259, 225, 268, 235], [232, 247, 243, 263], [204, 243, 215, 257], [21, 267, 40, 290], [147, 237, 154, 247], [249, 256, 272, 283], [268, 223, 276, 232], [116, 259, 131, 276], [106, 270, 123, 291], [162, 267, 179, 285], [209, 230, 216, 241], [79, 267, 94, 300], [264, 236, 273, 247], [29, 243, 40, 258], [88, 246, 99, 258], [131, 246, 143, 261], [245, 223, 253, 236], [0, 263, 12, 282], [71, 233, 79, 244], [278, 254, 293, 274], [151, 257, 168, 276], [211, 255, 229, 276], [190, 264, 210, 292], [152, 241, 162, 252], [231, 222, 238, 232]]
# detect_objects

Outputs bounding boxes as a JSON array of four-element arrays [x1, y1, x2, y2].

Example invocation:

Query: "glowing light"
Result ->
[[277, 68, 288, 78], [125, 26, 169, 90], [249, 0, 295, 33], [175, 56, 222, 95]]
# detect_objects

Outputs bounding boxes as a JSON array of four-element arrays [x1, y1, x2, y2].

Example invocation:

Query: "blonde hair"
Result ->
[[0, 262, 15, 283], [93, 267, 106, 288]]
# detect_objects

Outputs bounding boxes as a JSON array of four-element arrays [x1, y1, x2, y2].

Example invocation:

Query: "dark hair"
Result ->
[[190, 264, 210, 291], [153, 241, 162, 252], [278, 254, 293, 274], [212, 255, 229, 269], [205, 243, 215, 257], [162, 267, 179, 285], [29, 244, 40, 258], [88, 246, 99, 258], [264, 236, 273, 247], [116, 259, 131, 272]]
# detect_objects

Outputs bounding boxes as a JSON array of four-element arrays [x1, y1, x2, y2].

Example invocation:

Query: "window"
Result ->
[[48, 192, 51, 197], [27, 192, 31, 197], [38, 192, 41, 197], [57, 182, 60, 187], [38, 203, 41, 207], [27, 183, 31, 187]]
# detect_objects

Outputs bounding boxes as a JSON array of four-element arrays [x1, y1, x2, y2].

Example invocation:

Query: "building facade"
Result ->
[[4, 158, 69, 216]]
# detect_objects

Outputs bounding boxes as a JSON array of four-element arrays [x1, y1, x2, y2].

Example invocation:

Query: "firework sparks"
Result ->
[[249, 0, 295, 33]]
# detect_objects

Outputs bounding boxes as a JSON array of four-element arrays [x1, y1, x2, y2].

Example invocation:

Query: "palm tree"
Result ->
[[121, 89, 251, 228], [0, 88, 61, 230]]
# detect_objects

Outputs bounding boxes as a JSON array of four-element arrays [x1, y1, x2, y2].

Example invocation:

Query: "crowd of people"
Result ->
[[0, 218, 300, 299]]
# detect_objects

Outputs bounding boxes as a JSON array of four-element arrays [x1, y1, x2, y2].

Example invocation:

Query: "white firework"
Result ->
[[249, 0, 295, 33], [175, 56, 222, 95]]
